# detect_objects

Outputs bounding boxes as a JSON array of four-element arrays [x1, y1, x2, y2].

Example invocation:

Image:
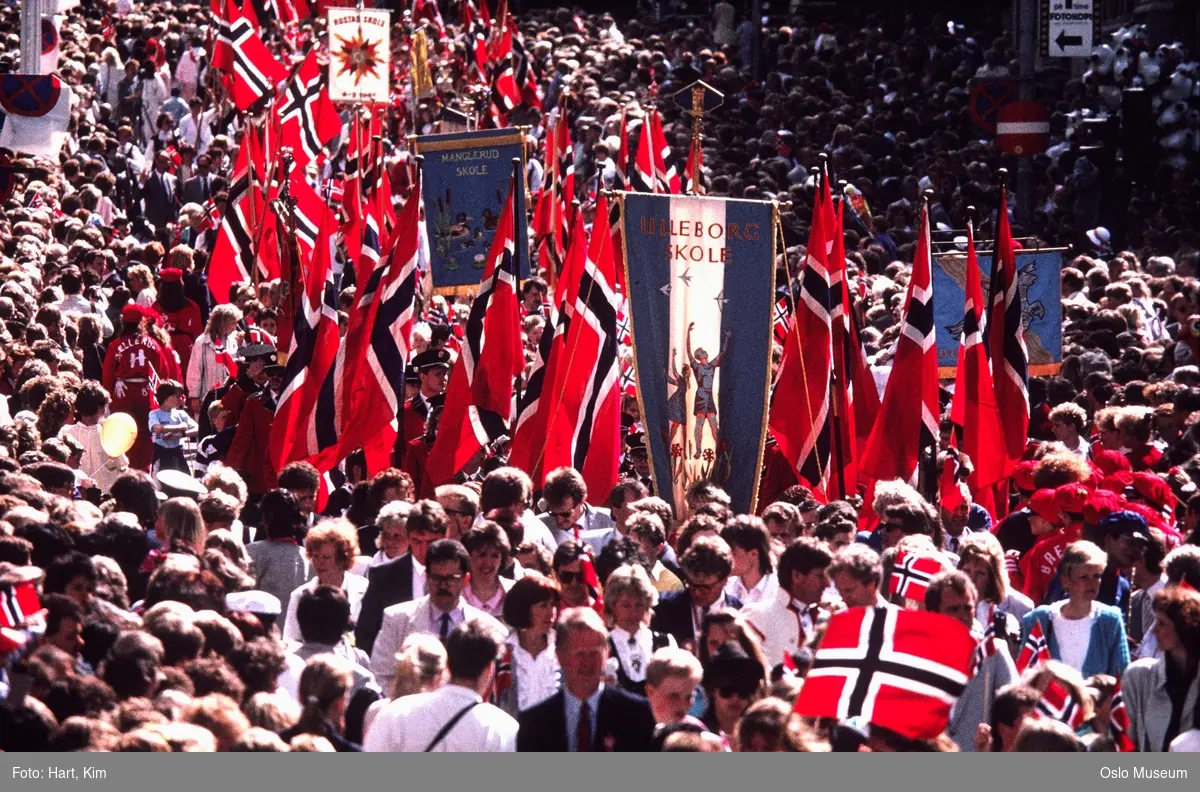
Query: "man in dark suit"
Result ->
[[651, 536, 742, 648], [517, 608, 656, 752], [354, 499, 449, 655], [141, 150, 180, 231], [178, 153, 214, 206]]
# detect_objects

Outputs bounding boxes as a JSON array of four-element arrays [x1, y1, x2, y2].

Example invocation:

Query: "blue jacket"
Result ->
[[1019, 603, 1130, 679]]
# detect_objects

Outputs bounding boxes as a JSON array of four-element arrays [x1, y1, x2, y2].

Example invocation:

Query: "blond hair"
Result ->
[[1059, 540, 1107, 581], [390, 633, 448, 699], [305, 518, 360, 571]]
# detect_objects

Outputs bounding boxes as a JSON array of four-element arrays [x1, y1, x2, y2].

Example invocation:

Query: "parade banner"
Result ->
[[622, 193, 776, 516], [933, 249, 1063, 376], [416, 129, 530, 293], [327, 8, 391, 104]]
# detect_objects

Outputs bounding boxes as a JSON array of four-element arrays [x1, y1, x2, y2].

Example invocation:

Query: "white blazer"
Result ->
[[742, 588, 811, 669], [369, 595, 505, 690]]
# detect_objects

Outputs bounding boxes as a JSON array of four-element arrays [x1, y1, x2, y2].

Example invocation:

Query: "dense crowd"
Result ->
[[0, 0, 1198, 753]]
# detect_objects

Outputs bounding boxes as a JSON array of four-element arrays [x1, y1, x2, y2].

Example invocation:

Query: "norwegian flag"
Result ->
[[1, 580, 40, 629], [827, 197, 861, 499], [975, 604, 998, 663], [552, 107, 577, 262], [325, 177, 344, 207], [1110, 683, 1136, 752], [1035, 678, 1086, 731], [510, 190, 585, 485], [215, 0, 288, 111], [773, 297, 792, 346], [615, 302, 632, 349], [860, 202, 938, 498], [683, 135, 704, 195], [542, 193, 622, 500], [200, 197, 221, 231], [619, 361, 636, 398], [213, 340, 238, 379], [949, 221, 1008, 519], [632, 110, 680, 194], [770, 174, 833, 497], [426, 169, 523, 485], [274, 50, 342, 167], [793, 606, 977, 740], [489, 23, 520, 116], [101, 15, 115, 42], [985, 185, 1029, 467], [1015, 619, 1051, 674], [466, 18, 491, 81], [269, 193, 340, 471], [511, 26, 542, 110], [209, 126, 272, 304], [888, 550, 946, 601]]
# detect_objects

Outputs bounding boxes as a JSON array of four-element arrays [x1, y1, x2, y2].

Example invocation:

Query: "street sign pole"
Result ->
[[1017, 0, 1038, 228], [20, 0, 43, 74]]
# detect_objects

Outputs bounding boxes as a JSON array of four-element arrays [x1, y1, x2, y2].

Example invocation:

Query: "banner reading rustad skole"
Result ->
[[622, 193, 776, 516], [415, 129, 530, 294]]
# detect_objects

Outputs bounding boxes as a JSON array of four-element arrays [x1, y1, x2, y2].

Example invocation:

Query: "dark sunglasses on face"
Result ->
[[716, 685, 755, 699], [557, 571, 583, 584], [550, 508, 576, 520]]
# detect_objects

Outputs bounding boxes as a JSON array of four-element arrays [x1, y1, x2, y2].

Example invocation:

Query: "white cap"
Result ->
[[225, 590, 281, 616], [1087, 226, 1112, 247], [1170, 728, 1200, 752]]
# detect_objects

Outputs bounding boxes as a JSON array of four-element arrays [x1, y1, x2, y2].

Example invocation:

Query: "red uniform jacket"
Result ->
[[101, 332, 173, 391], [155, 300, 203, 376], [226, 389, 278, 495], [395, 396, 433, 465], [402, 436, 436, 500]]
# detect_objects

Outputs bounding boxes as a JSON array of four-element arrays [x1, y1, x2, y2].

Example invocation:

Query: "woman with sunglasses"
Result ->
[[552, 540, 597, 609], [700, 641, 766, 749], [603, 564, 676, 696]]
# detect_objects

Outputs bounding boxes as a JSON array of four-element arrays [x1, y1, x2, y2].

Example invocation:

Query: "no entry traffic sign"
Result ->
[[996, 101, 1049, 157]]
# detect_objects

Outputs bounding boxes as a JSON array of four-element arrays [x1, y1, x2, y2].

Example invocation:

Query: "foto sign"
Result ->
[[1040, 0, 1099, 59]]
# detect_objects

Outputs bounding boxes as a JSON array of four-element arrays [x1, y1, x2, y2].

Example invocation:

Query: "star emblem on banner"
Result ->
[[334, 30, 383, 85]]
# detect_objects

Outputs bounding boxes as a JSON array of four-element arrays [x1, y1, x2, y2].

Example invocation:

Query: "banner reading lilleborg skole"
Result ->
[[621, 193, 776, 516], [415, 129, 530, 294]]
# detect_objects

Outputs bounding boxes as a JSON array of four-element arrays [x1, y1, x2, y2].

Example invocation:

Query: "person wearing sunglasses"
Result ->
[[700, 641, 766, 749], [368, 539, 505, 693], [538, 466, 615, 548], [552, 540, 596, 610], [651, 535, 742, 648]]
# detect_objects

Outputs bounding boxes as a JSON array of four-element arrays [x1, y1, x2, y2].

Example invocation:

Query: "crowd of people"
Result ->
[[0, 0, 1199, 753]]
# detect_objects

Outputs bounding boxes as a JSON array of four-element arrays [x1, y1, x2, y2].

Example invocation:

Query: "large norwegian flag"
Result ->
[[632, 110, 680, 195], [950, 221, 1008, 512], [328, 175, 421, 474], [269, 204, 340, 470], [793, 606, 977, 740], [543, 193, 622, 499], [426, 170, 524, 485], [489, 23, 520, 115], [769, 175, 833, 497], [827, 196, 864, 498], [859, 203, 938, 493], [1015, 619, 1051, 674], [509, 201, 583, 484], [274, 50, 342, 168], [209, 126, 272, 304], [986, 185, 1029, 466], [553, 108, 576, 253], [215, 0, 287, 110]]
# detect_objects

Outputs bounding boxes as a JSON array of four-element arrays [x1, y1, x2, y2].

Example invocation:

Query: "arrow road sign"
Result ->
[[1040, 0, 1098, 59]]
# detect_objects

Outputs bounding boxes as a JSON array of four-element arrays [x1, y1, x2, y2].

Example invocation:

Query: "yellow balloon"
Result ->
[[100, 412, 139, 458]]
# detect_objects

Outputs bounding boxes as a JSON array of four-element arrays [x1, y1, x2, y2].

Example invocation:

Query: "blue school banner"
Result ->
[[415, 129, 530, 293], [622, 193, 776, 516], [932, 249, 1063, 376]]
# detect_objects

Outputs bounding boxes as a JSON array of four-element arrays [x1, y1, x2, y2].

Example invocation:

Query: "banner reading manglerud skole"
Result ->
[[622, 193, 776, 516], [415, 129, 530, 294]]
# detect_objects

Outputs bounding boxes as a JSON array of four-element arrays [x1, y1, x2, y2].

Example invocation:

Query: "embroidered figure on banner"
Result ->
[[687, 322, 731, 458]]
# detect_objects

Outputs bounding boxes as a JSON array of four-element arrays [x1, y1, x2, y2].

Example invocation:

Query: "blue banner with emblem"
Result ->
[[932, 249, 1064, 376], [621, 193, 776, 516], [415, 128, 529, 294]]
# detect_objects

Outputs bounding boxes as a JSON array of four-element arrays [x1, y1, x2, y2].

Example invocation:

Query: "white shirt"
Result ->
[[412, 555, 426, 601], [743, 588, 811, 668], [726, 572, 779, 607], [59, 422, 127, 494], [505, 632, 559, 712], [282, 571, 368, 642], [369, 595, 505, 691], [1050, 600, 1097, 673], [1136, 578, 1166, 660], [364, 683, 517, 752]]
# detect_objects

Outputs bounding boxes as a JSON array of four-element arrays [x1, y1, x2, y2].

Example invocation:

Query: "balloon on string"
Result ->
[[100, 413, 138, 457]]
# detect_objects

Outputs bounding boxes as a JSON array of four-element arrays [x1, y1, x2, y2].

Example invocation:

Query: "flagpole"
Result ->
[[917, 189, 939, 504], [511, 157, 525, 423]]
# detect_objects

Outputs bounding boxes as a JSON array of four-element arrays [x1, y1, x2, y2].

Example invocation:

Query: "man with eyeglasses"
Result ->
[[356, 500, 448, 656], [552, 541, 596, 609], [368, 538, 505, 692], [538, 467, 615, 548], [436, 484, 479, 540], [651, 536, 742, 648]]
